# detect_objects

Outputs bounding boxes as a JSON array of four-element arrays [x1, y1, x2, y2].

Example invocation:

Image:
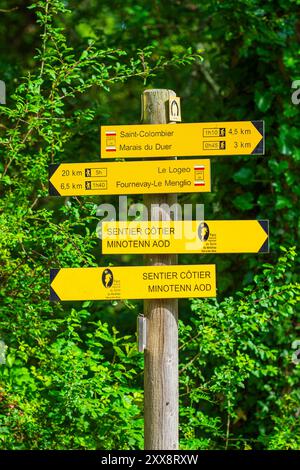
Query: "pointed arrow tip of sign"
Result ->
[[49, 164, 61, 196], [50, 286, 61, 302], [251, 121, 265, 155], [258, 219, 269, 235], [252, 120, 264, 137], [50, 269, 61, 301], [258, 220, 269, 253], [49, 164, 60, 179], [50, 268, 59, 282]]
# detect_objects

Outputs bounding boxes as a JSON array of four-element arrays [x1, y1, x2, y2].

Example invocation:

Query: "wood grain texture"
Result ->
[[142, 89, 179, 450]]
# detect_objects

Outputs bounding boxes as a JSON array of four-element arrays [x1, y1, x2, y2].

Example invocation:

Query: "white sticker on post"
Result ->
[[169, 97, 181, 122]]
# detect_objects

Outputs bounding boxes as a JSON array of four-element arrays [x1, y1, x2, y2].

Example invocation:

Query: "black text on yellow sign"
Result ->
[[100, 121, 264, 158], [49, 159, 211, 196], [102, 220, 269, 254], [50, 265, 216, 301]]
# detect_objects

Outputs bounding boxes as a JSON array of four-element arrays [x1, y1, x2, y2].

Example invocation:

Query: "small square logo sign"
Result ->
[[105, 131, 116, 151], [169, 97, 181, 122], [0, 80, 6, 104]]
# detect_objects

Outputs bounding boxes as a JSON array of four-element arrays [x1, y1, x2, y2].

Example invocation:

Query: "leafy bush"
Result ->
[[0, 314, 144, 449], [180, 247, 300, 450], [1, 247, 299, 449]]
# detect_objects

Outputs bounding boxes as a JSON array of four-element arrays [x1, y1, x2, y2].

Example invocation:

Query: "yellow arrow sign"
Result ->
[[100, 121, 264, 158], [49, 159, 211, 196], [50, 265, 216, 301], [102, 220, 269, 254]]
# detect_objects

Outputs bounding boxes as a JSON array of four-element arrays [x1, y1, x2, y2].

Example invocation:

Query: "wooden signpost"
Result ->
[[49, 88, 268, 451], [141, 89, 179, 450]]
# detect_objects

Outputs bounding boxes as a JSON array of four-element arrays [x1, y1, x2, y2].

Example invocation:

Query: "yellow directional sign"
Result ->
[[100, 121, 264, 158], [102, 220, 269, 254], [50, 265, 216, 301], [49, 159, 211, 196]]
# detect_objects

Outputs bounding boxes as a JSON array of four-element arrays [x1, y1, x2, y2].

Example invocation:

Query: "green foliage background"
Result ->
[[0, 0, 299, 449]]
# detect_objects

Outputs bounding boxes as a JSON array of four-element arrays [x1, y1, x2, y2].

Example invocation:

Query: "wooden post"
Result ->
[[142, 89, 179, 450]]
